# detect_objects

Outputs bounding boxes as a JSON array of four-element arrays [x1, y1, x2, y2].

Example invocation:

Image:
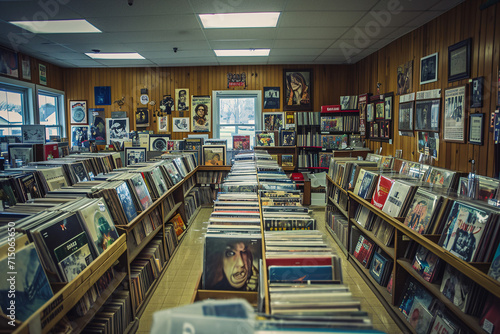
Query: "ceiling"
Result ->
[[0, 0, 464, 68]]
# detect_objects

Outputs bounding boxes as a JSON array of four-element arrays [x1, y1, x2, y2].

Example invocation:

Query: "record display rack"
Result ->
[[325, 175, 349, 256], [325, 173, 500, 334], [254, 146, 297, 171]]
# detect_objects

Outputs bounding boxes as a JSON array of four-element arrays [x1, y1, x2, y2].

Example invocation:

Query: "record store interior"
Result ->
[[1, 0, 500, 333]]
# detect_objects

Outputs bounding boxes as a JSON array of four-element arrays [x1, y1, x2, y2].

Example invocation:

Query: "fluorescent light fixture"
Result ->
[[215, 49, 270, 57], [9, 19, 101, 33], [199, 12, 280, 28], [85, 53, 145, 59]]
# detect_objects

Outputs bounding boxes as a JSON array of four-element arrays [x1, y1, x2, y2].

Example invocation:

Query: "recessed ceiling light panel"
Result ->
[[85, 52, 145, 59], [214, 49, 270, 56], [199, 12, 280, 28], [9, 19, 101, 33]]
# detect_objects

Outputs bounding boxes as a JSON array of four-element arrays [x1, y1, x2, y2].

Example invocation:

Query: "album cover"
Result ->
[[233, 135, 251, 150], [116, 182, 138, 223], [403, 189, 441, 234], [149, 135, 170, 151], [79, 199, 119, 254]]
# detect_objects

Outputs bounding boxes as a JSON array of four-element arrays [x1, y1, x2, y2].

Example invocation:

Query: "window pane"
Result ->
[[0, 127, 21, 136], [39, 94, 58, 126], [220, 125, 255, 149], [46, 126, 60, 138], [220, 98, 255, 125], [0, 90, 24, 125]]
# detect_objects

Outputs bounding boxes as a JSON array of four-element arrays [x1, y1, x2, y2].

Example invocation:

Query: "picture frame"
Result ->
[[233, 135, 250, 150], [94, 86, 111, 105], [149, 134, 170, 151], [172, 117, 190, 132], [89, 108, 106, 145], [71, 125, 89, 148], [105, 118, 129, 145], [283, 69, 313, 111], [191, 95, 211, 132], [21, 125, 46, 144], [20, 54, 31, 80], [417, 132, 439, 160], [281, 154, 294, 167], [202, 145, 226, 166], [448, 38, 471, 83], [470, 77, 484, 108], [70, 100, 88, 124], [255, 131, 276, 147], [373, 123, 379, 138], [158, 115, 169, 133], [135, 107, 149, 127], [125, 147, 146, 167], [384, 94, 393, 120], [398, 101, 414, 132], [397, 60, 413, 95], [263, 87, 280, 110], [443, 86, 466, 142], [469, 113, 484, 145], [38, 64, 46, 85], [384, 121, 391, 138], [367, 103, 374, 122], [415, 99, 440, 132], [375, 102, 384, 119], [340, 96, 358, 110], [0, 46, 18, 78], [263, 112, 284, 131], [175, 88, 189, 112], [420, 52, 438, 85], [280, 130, 296, 146]]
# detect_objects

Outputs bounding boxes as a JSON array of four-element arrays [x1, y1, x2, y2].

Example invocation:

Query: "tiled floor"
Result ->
[[137, 207, 404, 334]]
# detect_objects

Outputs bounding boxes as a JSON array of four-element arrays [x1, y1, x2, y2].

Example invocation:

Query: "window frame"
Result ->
[[36, 85, 66, 137]]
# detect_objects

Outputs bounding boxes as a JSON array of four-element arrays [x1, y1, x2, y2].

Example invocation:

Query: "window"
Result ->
[[213, 91, 262, 149], [0, 88, 24, 136], [38, 89, 64, 138]]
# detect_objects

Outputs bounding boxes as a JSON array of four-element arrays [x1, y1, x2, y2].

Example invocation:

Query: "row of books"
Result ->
[[321, 134, 364, 150], [295, 111, 321, 126], [297, 131, 321, 147], [320, 115, 360, 133], [297, 150, 321, 168], [196, 171, 229, 184], [325, 207, 349, 248]]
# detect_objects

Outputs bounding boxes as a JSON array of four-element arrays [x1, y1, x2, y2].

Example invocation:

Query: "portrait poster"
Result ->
[[89, 108, 106, 145], [21, 54, 31, 80], [158, 116, 169, 133], [135, 107, 149, 127], [94, 86, 111, 105], [397, 60, 413, 95], [263, 87, 280, 109], [71, 126, 89, 148], [470, 77, 484, 108], [263, 112, 284, 131], [125, 147, 146, 167], [22, 125, 46, 144], [415, 100, 440, 132], [443, 86, 466, 142], [375, 102, 384, 119], [398, 102, 414, 132], [175, 88, 189, 112], [283, 69, 312, 111], [420, 53, 438, 85], [39, 64, 46, 85], [417, 132, 439, 160], [172, 117, 190, 132], [191, 95, 211, 132], [70, 100, 88, 124], [202, 145, 226, 166], [105, 118, 129, 145], [0, 47, 18, 78]]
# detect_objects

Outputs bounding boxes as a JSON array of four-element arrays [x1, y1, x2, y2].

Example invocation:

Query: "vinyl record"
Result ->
[[152, 138, 167, 151]]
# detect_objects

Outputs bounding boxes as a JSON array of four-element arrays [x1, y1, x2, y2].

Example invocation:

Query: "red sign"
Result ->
[[321, 105, 341, 113]]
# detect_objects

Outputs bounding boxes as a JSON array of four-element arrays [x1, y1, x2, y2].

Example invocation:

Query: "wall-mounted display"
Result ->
[[71, 126, 89, 148], [375, 102, 384, 119], [448, 38, 471, 83], [384, 95, 393, 120], [0, 46, 18, 78], [417, 132, 439, 160], [397, 60, 413, 95], [420, 52, 438, 85], [283, 69, 312, 111], [172, 117, 190, 132], [135, 107, 149, 127], [38, 64, 46, 85], [89, 108, 106, 145], [105, 118, 129, 145], [398, 102, 414, 132], [469, 113, 484, 145], [415, 99, 440, 132], [263, 87, 280, 110], [94, 86, 111, 105], [158, 116, 169, 133], [191, 95, 211, 132], [70, 100, 88, 124], [470, 77, 484, 108], [175, 88, 189, 112], [20, 54, 31, 80], [443, 86, 466, 142]]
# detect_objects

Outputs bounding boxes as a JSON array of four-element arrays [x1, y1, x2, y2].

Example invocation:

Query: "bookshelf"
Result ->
[[325, 172, 500, 334]]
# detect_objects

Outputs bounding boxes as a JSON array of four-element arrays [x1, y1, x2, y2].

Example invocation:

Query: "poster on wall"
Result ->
[[173, 117, 190, 132], [70, 100, 88, 124], [21, 54, 31, 80], [105, 118, 129, 145], [175, 89, 189, 112], [71, 126, 89, 148], [0, 46, 18, 78], [39, 64, 46, 85], [283, 69, 312, 111], [417, 132, 439, 160], [94, 86, 111, 105], [158, 116, 169, 133], [191, 95, 211, 132], [89, 108, 106, 145], [263, 87, 280, 109], [397, 60, 413, 95], [443, 86, 466, 142], [135, 108, 149, 127]]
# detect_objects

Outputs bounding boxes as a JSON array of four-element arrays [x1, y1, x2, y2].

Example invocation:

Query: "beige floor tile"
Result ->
[[166, 287, 185, 296]]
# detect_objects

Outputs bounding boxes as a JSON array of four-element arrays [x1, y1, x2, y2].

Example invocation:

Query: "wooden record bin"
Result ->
[[4, 167, 201, 334]]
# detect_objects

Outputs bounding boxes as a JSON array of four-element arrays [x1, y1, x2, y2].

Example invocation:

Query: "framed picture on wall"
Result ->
[[375, 102, 384, 119], [70, 101, 88, 124], [443, 86, 466, 142], [470, 77, 484, 108], [283, 69, 313, 111], [20, 54, 31, 80], [415, 99, 440, 132], [172, 117, 190, 132], [397, 60, 413, 95], [135, 108, 149, 127], [191, 95, 211, 132], [448, 38, 471, 83], [263, 87, 280, 110], [263, 112, 284, 131], [106, 117, 129, 145], [0, 46, 18, 78], [469, 113, 484, 145], [158, 116, 169, 133], [175, 88, 189, 112], [384, 94, 393, 120], [71, 125, 89, 148], [420, 52, 438, 85], [398, 102, 414, 132]]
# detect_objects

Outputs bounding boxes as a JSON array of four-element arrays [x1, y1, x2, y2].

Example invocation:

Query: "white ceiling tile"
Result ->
[[127, 41, 211, 52], [208, 40, 274, 49], [0, 1, 82, 20], [140, 50, 214, 58], [204, 28, 277, 41], [314, 56, 348, 64], [286, 0, 378, 11], [405, 11, 443, 27], [270, 49, 325, 56], [340, 26, 399, 40], [273, 39, 335, 49], [217, 57, 269, 64], [189, 0, 287, 14], [320, 48, 348, 57], [276, 27, 349, 40], [48, 52, 90, 60], [279, 11, 365, 28], [87, 15, 199, 33], [22, 42, 73, 53], [95, 59, 155, 66], [357, 11, 424, 27], [65, 43, 132, 53], [64, 59, 105, 66], [268, 55, 317, 62], [372, 0, 440, 11], [66, 0, 193, 17], [150, 57, 218, 65], [430, 0, 464, 11]]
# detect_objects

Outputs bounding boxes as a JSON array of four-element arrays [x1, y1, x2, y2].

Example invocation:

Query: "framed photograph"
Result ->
[[397, 60, 413, 95], [158, 115, 169, 133], [281, 154, 294, 167], [255, 131, 276, 147], [94, 86, 111, 105], [448, 38, 471, 83], [263, 87, 280, 110], [89, 108, 106, 145], [175, 88, 189, 112], [281, 130, 296, 146], [38, 64, 46, 85], [71, 126, 89, 148], [367, 103, 374, 122], [420, 52, 438, 85], [191, 95, 211, 132], [135, 107, 149, 127], [398, 101, 414, 132], [172, 117, 190, 132], [105, 118, 129, 145], [375, 102, 384, 119], [470, 77, 484, 108], [0, 47, 18, 78], [202, 145, 226, 166], [417, 132, 439, 160], [283, 69, 313, 111], [125, 147, 146, 166], [384, 121, 391, 138], [263, 112, 284, 131], [443, 86, 466, 142], [415, 99, 440, 132], [373, 123, 379, 138], [70, 101, 87, 124], [469, 113, 484, 145], [22, 125, 46, 143], [20, 54, 31, 80], [384, 94, 393, 120], [149, 134, 170, 151]]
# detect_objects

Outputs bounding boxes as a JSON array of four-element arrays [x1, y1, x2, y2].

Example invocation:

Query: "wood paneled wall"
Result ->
[[355, 0, 500, 177], [63, 64, 353, 141]]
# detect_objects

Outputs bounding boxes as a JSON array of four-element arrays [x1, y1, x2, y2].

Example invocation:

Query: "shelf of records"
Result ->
[[193, 151, 383, 332], [324, 155, 500, 334], [0, 151, 212, 334]]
